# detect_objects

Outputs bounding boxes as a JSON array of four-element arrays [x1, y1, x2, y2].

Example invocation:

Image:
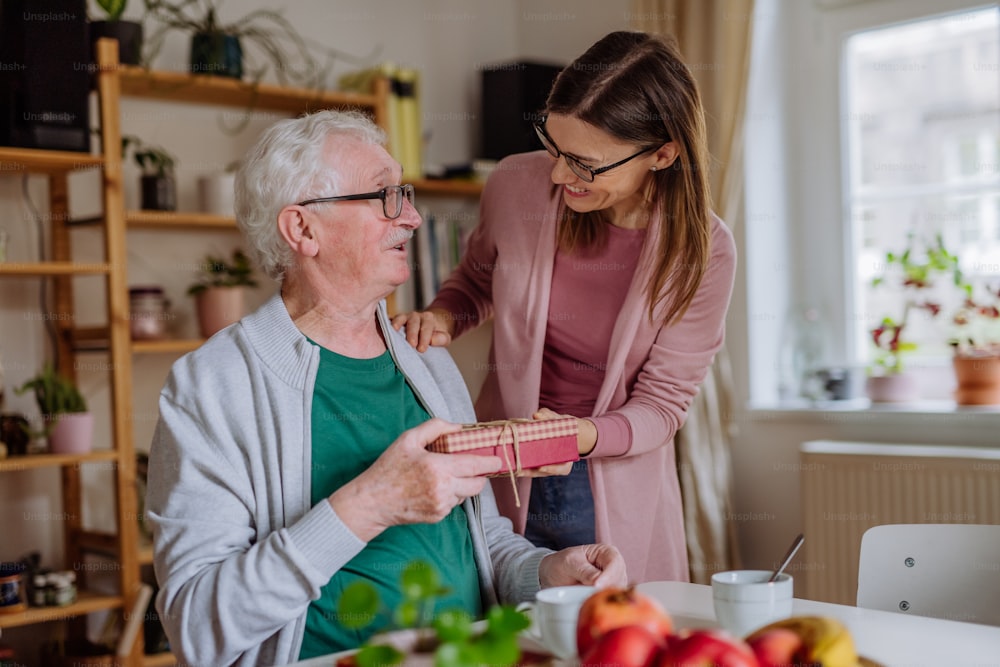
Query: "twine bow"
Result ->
[[474, 418, 533, 508]]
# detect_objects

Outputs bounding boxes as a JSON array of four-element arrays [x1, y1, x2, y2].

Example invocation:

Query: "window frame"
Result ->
[[743, 0, 998, 406]]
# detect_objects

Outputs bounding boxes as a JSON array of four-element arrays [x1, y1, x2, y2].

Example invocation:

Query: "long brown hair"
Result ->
[[546, 31, 712, 326]]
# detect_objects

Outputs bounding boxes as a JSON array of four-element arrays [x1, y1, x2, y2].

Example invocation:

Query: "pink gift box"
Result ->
[[428, 418, 580, 475]]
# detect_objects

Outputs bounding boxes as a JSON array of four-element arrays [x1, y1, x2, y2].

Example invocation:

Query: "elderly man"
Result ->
[[146, 109, 626, 667]]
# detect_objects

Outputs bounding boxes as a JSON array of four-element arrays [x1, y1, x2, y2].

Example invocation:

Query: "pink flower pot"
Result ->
[[865, 373, 919, 403], [47, 412, 94, 454], [195, 286, 245, 338]]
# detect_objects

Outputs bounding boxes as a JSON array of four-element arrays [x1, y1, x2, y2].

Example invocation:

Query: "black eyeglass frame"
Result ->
[[296, 184, 415, 220], [533, 119, 661, 183]]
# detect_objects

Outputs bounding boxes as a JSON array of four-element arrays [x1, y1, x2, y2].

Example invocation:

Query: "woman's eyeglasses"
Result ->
[[532, 120, 660, 183]]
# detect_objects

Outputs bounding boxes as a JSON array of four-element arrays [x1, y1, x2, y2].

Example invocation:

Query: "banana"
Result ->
[[746, 615, 860, 667]]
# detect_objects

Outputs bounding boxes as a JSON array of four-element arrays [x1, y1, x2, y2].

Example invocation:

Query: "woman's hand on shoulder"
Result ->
[[390, 308, 455, 352]]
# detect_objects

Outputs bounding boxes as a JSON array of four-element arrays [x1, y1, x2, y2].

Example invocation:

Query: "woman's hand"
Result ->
[[533, 407, 598, 456], [390, 308, 455, 352]]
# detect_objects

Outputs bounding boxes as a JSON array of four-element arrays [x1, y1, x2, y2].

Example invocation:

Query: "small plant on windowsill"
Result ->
[[866, 234, 962, 402], [948, 281, 1000, 405], [337, 560, 530, 667]]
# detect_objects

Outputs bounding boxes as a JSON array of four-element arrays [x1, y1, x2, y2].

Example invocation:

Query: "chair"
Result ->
[[857, 523, 1000, 627]]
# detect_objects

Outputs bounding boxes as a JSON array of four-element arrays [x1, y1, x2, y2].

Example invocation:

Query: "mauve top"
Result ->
[[539, 225, 645, 449], [430, 151, 737, 583]]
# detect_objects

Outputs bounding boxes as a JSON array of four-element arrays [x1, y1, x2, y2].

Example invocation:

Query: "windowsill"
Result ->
[[746, 398, 1000, 425]]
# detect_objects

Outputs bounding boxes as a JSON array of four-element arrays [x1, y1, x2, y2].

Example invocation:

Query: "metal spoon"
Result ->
[[769, 533, 805, 582]]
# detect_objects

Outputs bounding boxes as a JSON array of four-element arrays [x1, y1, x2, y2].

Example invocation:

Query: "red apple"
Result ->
[[656, 629, 759, 667], [577, 586, 674, 657], [746, 627, 804, 667], [581, 625, 666, 667]]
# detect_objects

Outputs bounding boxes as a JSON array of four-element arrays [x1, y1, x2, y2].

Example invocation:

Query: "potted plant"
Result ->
[[187, 249, 258, 338], [949, 282, 1000, 405], [14, 364, 93, 454], [866, 234, 962, 402], [89, 0, 144, 65], [142, 0, 325, 85], [123, 135, 177, 211], [337, 560, 531, 667]]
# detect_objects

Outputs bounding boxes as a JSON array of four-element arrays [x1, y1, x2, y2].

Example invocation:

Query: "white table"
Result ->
[[285, 581, 1000, 666], [638, 581, 1000, 667]]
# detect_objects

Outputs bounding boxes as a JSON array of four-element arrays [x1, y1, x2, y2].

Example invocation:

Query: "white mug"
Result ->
[[711, 570, 793, 638], [517, 585, 596, 659]]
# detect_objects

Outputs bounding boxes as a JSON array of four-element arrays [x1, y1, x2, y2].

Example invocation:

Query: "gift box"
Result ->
[[428, 418, 580, 476]]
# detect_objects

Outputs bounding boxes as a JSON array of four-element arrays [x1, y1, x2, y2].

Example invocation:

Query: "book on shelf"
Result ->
[[339, 62, 423, 179], [395, 206, 476, 312]]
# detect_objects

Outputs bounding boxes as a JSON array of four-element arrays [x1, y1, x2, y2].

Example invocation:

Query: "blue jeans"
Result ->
[[523, 459, 596, 550]]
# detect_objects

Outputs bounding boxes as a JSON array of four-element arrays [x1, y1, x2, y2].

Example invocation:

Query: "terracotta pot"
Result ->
[[47, 412, 94, 454], [953, 354, 1000, 406], [864, 373, 919, 403], [195, 286, 246, 338]]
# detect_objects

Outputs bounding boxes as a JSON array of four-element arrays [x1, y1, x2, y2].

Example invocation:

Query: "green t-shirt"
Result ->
[[298, 346, 482, 659]]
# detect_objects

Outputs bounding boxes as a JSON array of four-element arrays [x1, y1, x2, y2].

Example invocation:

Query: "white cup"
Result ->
[[711, 570, 793, 638], [517, 585, 596, 659]]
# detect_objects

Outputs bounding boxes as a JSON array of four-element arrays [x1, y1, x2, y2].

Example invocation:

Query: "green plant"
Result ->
[[949, 281, 1000, 357], [122, 135, 176, 177], [187, 249, 258, 296], [868, 233, 963, 374], [96, 0, 128, 21], [338, 560, 530, 667], [14, 364, 88, 426], [142, 0, 374, 89]]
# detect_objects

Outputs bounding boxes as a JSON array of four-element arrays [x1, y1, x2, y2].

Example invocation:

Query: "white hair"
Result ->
[[234, 109, 386, 281]]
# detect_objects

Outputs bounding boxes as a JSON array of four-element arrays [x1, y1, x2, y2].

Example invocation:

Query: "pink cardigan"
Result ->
[[431, 151, 737, 583]]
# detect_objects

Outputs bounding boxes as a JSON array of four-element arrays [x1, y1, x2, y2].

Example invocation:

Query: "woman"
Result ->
[[393, 31, 736, 582]]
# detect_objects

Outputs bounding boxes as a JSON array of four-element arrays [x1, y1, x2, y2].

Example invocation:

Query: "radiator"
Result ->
[[799, 440, 1000, 605]]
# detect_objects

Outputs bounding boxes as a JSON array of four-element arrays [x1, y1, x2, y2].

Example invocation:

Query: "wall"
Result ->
[[0, 0, 628, 607]]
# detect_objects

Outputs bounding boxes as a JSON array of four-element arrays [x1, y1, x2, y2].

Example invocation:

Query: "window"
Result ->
[[844, 7, 1000, 367]]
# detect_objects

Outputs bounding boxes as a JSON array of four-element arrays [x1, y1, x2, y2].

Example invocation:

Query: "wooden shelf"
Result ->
[[127, 210, 236, 230], [411, 178, 484, 198], [0, 261, 111, 276], [132, 339, 203, 355], [142, 653, 176, 667], [143, 652, 176, 667], [0, 591, 122, 629], [0, 146, 102, 174], [119, 65, 380, 114], [0, 450, 119, 473]]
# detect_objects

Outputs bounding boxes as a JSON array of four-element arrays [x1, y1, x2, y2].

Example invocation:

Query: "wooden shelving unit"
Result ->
[[0, 39, 141, 665], [0, 39, 484, 665]]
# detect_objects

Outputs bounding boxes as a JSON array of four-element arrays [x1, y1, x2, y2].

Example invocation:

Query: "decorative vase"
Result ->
[[197, 173, 236, 216], [90, 20, 144, 65], [140, 174, 176, 211], [195, 286, 245, 338], [864, 373, 919, 403], [47, 412, 94, 454], [190, 32, 243, 79], [952, 354, 1000, 406]]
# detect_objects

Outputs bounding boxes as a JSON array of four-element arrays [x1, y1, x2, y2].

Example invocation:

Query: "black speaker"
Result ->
[[0, 0, 91, 152], [481, 60, 563, 161]]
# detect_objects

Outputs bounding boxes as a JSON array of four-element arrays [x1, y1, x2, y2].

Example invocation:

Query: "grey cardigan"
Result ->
[[146, 294, 549, 667]]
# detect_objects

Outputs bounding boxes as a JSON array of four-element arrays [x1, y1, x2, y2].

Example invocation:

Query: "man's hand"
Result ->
[[390, 308, 455, 352], [538, 544, 628, 589], [329, 418, 502, 541]]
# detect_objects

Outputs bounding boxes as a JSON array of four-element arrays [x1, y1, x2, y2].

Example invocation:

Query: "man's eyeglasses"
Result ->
[[297, 184, 415, 220], [533, 119, 659, 183]]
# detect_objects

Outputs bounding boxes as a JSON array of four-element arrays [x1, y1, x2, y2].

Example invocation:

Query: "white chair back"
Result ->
[[857, 523, 1000, 627]]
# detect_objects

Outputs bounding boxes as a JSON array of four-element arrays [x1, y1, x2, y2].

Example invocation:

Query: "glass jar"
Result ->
[[129, 286, 170, 340]]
